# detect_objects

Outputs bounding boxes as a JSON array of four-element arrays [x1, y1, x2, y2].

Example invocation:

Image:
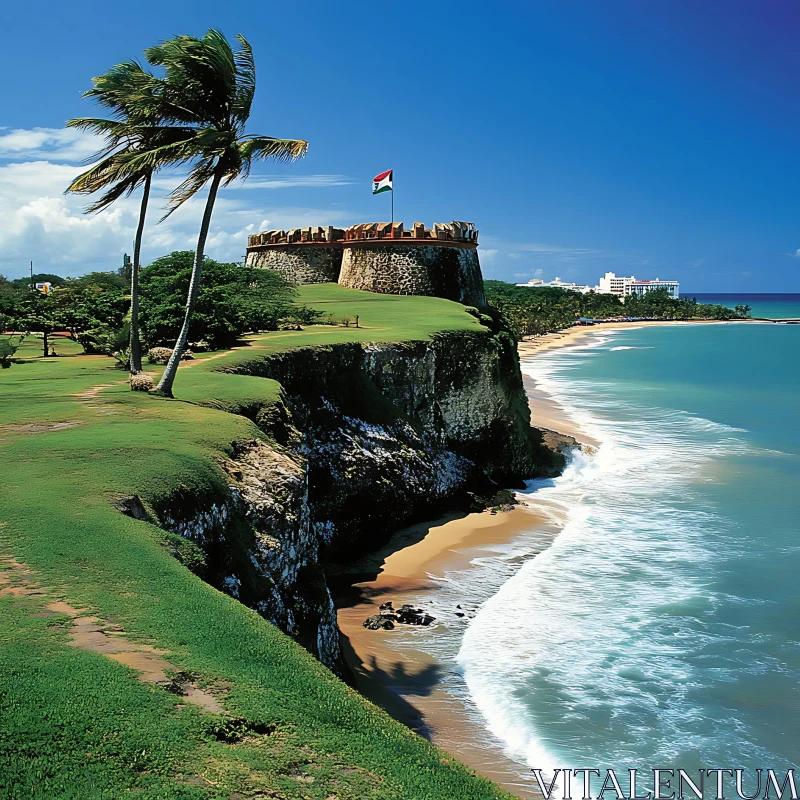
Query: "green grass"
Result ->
[[0, 287, 506, 799]]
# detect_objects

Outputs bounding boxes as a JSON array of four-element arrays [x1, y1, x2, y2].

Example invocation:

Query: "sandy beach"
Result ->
[[333, 325, 610, 798]]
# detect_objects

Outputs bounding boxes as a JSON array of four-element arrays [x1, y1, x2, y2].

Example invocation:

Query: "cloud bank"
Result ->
[[0, 127, 356, 279]]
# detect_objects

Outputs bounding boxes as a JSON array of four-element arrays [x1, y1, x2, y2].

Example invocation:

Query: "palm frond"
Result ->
[[231, 34, 256, 126], [66, 130, 201, 199], [83, 173, 145, 213], [145, 31, 236, 128], [66, 117, 128, 137], [65, 117, 131, 163], [85, 61, 166, 122], [162, 157, 219, 219], [239, 136, 309, 164]]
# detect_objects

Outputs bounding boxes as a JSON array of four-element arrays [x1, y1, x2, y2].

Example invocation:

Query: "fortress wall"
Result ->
[[337, 243, 486, 307], [245, 245, 343, 285]]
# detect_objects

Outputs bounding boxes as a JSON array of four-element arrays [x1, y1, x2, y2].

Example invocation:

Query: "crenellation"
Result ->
[[341, 220, 478, 243]]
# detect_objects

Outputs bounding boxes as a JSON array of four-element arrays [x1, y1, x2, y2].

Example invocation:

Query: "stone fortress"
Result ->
[[245, 220, 486, 307]]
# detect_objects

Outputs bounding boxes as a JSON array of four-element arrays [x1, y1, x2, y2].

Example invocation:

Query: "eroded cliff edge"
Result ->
[[135, 328, 565, 673]]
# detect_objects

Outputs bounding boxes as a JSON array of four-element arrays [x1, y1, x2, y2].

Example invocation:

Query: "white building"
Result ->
[[515, 276, 594, 293], [597, 272, 679, 298]]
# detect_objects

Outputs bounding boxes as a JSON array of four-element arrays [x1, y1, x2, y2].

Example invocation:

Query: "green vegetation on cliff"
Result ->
[[0, 287, 515, 799]]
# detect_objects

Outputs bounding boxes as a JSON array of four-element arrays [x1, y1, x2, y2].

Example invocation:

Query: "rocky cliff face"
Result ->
[[146, 329, 562, 673]]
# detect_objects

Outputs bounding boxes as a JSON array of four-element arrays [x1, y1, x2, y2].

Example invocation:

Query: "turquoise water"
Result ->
[[458, 323, 800, 775], [685, 293, 800, 319]]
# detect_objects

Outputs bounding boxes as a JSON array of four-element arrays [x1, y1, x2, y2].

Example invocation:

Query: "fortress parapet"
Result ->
[[343, 220, 478, 244], [247, 225, 345, 248], [245, 226, 345, 284], [244, 220, 485, 307]]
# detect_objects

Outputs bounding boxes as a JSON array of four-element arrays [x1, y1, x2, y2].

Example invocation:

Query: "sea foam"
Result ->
[[455, 331, 770, 774]]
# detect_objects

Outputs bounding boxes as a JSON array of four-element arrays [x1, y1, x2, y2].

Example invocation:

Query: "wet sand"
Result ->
[[334, 505, 562, 798]]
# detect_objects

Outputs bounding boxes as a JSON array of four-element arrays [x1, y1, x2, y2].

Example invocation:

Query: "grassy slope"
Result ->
[[0, 286, 508, 800]]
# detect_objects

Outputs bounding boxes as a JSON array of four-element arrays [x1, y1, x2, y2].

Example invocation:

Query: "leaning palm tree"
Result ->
[[66, 61, 198, 375], [144, 30, 308, 397]]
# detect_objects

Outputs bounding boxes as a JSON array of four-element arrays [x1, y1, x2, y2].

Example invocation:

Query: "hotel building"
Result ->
[[515, 276, 595, 293], [515, 271, 680, 298], [597, 272, 679, 298]]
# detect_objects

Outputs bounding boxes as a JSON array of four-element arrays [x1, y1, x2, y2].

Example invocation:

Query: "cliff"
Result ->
[[145, 327, 563, 672], [1, 287, 559, 798]]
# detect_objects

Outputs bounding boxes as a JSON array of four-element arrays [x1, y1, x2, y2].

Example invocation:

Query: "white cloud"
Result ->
[[791, 249, 800, 259], [150, 173, 354, 192], [0, 127, 360, 278], [0, 127, 102, 162], [517, 242, 597, 254]]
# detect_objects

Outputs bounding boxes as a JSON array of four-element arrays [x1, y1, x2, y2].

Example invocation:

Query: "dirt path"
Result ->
[[0, 555, 224, 713]]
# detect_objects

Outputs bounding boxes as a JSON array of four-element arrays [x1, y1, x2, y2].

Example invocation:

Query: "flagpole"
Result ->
[[391, 182, 394, 225]]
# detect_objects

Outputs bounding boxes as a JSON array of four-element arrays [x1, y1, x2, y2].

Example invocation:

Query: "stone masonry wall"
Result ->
[[246, 245, 342, 285], [337, 243, 486, 307]]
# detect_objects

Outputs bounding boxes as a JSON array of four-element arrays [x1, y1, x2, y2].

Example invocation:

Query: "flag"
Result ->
[[372, 169, 392, 194]]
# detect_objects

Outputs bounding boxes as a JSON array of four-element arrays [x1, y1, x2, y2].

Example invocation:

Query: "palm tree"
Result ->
[[144, 30, 308, 397], [66, 61, 198, 375]]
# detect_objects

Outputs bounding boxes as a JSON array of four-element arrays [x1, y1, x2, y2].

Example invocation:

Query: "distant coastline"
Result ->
[[681, 292, 800, 320]]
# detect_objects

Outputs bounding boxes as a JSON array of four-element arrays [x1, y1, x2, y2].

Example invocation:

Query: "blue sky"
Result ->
[[1, 0, 799, 291]]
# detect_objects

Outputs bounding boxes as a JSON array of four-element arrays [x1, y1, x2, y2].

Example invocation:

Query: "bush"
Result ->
[[129, 373, 155, 392], [111, 348, 131, 370], [147, 347, 194, 365], [147, 347, 172, 364], [0, 335, 24, 368]]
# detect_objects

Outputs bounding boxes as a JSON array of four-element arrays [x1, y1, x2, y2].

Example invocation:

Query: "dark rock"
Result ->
[[455, 612, 465, 618], [396, 610, 435, 626], [363, 615, 395, 630]]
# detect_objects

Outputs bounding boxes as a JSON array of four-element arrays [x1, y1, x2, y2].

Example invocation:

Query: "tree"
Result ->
[[734, 304, 752, 318], [139, 251, 299, 349], [145, 30, 308, 397], [66, 61, 199, 376], [16, 294, 65, 357], [10, 273, 65, 291], [49, 281, 128, 352]]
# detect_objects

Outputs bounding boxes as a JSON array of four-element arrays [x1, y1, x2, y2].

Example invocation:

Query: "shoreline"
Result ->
[[334, 325, 608, 798], [332, 504, 562, 797]]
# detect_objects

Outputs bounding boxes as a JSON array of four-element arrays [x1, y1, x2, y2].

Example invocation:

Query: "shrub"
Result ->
[[111, 348, 131, 370], [129, 373, 155, 392], [0, 335, 24, 368], [147, 347, 194, 364]]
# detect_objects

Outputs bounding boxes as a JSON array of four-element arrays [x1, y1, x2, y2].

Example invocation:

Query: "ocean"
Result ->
[[445, 321, 800, 779], [683, 292, 800, 320]]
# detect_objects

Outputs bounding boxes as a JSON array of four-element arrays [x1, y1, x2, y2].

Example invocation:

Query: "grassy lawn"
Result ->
[[0, 286, 506, 799]]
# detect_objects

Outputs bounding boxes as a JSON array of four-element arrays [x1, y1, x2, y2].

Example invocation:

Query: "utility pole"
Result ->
[[30, 261, 33, 291]]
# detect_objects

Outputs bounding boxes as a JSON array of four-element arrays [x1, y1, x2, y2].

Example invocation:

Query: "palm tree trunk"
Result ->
[[155, 170, 223, 397], [129, 171, 151, 375]]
